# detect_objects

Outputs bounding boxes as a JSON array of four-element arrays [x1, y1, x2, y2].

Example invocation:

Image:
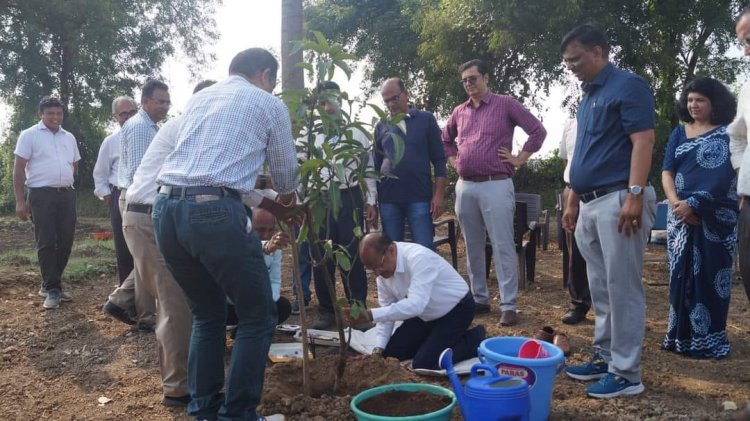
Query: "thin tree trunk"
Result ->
[[281, 0, 304, 91]]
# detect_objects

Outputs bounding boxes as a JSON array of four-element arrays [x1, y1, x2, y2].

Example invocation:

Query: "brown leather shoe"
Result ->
[[534, 326, 555, 343], [553, 332, 571, 356], [499, 310, 518, 326]]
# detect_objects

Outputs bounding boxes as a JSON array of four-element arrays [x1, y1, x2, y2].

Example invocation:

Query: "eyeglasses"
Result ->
[[460, 75, 480, 85], [371, 252, 388, 274], [739, 36, 750, 49], [383, 91, 403, 104], [117, 109, 138, 119]]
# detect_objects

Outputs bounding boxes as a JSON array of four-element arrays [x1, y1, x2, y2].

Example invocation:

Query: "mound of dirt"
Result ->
[[260, 355, 424, 420]]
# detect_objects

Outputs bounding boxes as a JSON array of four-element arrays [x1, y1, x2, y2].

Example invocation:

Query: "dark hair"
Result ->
[[229, 48, 278, 82], [316, 81, 340, 92], [561, 23, 610, 56], [38, 96, 65, 114], [193, 79, 217, 94], [459, 59, 489, 76], [141, 79, 168, 103], [739, 4, 750, 20], [675, 77, 737, 125], [368, 232, 393, 255]]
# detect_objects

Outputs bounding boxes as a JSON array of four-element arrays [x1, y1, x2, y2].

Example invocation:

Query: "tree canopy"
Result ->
[[0, 0, 220, 208], [306, 0, 747, 190]]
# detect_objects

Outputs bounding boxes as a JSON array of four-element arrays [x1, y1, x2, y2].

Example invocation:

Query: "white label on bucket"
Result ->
[[497, 363, 536, 388]]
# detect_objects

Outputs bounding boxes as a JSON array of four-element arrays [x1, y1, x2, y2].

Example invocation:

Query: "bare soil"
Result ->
[[355, 390, 452, 417], [0, 216, 748, 420]]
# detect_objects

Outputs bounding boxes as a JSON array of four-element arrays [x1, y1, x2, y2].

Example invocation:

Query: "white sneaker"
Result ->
[[39, 287, 72, 302], [260, 415, 286, 421]]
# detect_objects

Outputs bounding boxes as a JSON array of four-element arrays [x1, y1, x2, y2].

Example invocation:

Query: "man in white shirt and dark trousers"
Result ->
[[13, 96, 81, 309], [92, 96, 138, 285], [153, 48, 296, 421], [346, 232, 486, 369]]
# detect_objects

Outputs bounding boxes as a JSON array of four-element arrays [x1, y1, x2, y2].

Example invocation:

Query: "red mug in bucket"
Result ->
[[518, 339, 550, 359]]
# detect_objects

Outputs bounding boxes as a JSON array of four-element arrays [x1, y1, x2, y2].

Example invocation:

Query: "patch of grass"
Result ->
[[0, 249, 37, 266], [76, 192, 109, 218], [0, 237, 117, 283]]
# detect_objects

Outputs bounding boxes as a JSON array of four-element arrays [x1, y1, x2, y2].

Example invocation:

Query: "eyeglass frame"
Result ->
[[383, 91, 404, 104], [460, 75, 481, 85], [116, 109, 138, 119]]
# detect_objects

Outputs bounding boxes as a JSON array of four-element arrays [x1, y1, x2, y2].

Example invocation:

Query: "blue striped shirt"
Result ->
[[118, 109, 157, 189], [157, 76, 298, 194]]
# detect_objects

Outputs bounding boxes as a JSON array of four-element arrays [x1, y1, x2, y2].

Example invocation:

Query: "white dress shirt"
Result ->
[[310, 128, 377, 205], [157, 75, 298, 194], [92, 131, 121, 198], [558, 118, 577, 184], [14, 121, 80, 188], [370, 242, 469, 349], [126, 117, 181, 205], [729, 82, 750, 196], [118, 109, 158, 189]]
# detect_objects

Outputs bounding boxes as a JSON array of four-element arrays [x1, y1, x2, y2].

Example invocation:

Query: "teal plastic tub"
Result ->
[[350, 383, 457, 421]]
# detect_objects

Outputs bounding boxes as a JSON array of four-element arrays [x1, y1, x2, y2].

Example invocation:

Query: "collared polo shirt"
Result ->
[[374, 108, 446, 203], [569, 63, 655, 194], [14, 121, 80, 188]]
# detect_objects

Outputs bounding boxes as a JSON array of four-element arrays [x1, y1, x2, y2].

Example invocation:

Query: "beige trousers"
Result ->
[[107, 193, 156, 326], [123, 207, 192, 397]]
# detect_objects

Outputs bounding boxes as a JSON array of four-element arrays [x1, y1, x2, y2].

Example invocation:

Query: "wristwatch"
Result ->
[[628, 185, 644, 195]]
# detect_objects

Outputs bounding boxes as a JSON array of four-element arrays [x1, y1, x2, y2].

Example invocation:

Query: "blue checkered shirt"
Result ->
[[118, 109, 157, 188], [157, 75, 298, 194]]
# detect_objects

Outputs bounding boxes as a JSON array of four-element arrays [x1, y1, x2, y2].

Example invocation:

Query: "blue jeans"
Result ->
[[153, 194, 275, 421], [293, 226, 312, 303], [379, 201, 433, 250]]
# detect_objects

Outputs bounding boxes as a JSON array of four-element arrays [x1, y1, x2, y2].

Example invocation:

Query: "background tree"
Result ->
[[0, 0, 220, 210], [307, 0, 748, 193]]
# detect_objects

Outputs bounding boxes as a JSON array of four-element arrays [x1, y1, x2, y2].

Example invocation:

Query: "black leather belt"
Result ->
[[460, 173, 509, 182], [31, 186, 74, 192], [126, 203, 152, 214], [158, 185, 240, 199], [578, 183, 628, 204]]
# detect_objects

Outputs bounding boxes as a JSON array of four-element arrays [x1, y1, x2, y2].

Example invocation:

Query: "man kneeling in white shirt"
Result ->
[[345, 232, 486, 369]]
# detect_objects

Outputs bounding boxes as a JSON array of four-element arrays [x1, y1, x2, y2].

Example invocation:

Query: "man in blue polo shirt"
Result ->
[[560, 23, 657, 399], [374, 78, 447, 249]]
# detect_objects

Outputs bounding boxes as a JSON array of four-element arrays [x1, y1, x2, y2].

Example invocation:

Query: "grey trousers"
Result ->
[[107, 192, 156, 326], [455, 178, 517, 311], [575, 187, 656, 383], [123, 208, 191, 397]]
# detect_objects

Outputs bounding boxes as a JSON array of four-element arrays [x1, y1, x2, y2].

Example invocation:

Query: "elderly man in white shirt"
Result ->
[[93, 96, 137, 285], [345, 232, 486, 369], [729, 8, 750, 302]]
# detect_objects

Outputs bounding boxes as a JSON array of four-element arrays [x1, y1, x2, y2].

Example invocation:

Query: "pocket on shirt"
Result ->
[[586, 101, 613, 136]]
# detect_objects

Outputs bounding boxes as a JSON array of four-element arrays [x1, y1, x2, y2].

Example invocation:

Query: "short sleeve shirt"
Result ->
[[569, 64, 655, 194], [14, 121, 80, 188]]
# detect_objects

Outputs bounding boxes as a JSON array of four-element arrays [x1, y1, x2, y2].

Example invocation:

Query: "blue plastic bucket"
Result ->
[[350, 383, 456, 421], [478, 337, 565, 421]]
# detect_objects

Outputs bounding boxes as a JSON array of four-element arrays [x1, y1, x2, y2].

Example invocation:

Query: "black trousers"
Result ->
[[738, 203, 750, 302], [384, 293, 482, 369], [563, 188, 591, 312], [109, 187, 134, 285], [311, 186, 368, 314], [28, 187, 76, 292]]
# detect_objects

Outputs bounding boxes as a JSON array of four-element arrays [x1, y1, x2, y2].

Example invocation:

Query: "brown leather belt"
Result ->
[[460, 173, 509, 182]]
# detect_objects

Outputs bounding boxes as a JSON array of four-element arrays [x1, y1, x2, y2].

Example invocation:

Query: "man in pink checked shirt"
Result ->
[[442, 59, 547, 326]]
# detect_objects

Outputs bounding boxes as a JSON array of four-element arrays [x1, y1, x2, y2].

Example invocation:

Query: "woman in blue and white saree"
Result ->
[[661, 77, 738, 359]]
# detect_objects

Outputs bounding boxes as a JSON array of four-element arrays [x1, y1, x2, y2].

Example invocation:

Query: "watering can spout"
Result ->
[[438, 348, 468, 418]]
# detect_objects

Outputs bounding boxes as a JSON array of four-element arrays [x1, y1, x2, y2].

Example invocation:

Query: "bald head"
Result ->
[[360, 232, 396, 277], [380, 78, 409, 116], [252, 207, 276, 240]]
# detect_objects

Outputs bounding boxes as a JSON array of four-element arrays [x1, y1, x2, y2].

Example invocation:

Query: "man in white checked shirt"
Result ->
[[152, 48, 297, 421], [103, 80, 170, 330]]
